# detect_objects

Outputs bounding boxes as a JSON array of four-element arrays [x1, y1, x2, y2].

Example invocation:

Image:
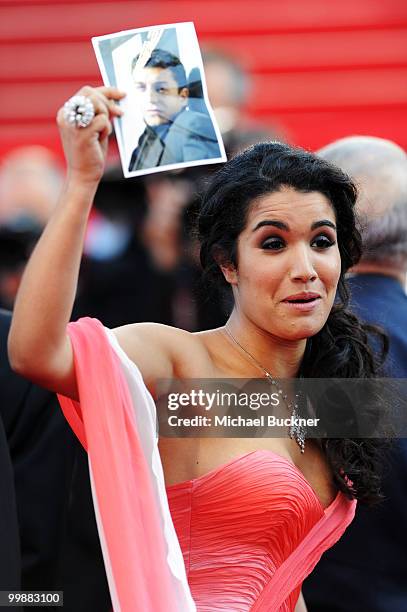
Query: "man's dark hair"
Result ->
[[131, 48, 187, 90]]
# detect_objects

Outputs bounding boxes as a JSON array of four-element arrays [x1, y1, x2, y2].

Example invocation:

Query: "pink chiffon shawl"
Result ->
[[58, 317, 196, 612]]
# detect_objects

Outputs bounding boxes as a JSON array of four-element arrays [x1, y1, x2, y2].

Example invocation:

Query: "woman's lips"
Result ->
[[281, 297, 322, 312]]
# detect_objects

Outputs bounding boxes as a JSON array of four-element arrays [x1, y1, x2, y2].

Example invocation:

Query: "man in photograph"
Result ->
[[128, 49, 221, 172]]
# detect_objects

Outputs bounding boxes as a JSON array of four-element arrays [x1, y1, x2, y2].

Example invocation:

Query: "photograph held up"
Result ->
[[92, 22, 226, 178]]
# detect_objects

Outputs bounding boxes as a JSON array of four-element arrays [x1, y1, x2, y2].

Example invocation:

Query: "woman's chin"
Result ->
[[278, 322, 326, 342]]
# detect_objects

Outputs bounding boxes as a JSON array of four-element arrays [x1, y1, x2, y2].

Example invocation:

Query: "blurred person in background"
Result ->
[[0, 308, 75, 607], [0, 148, 74, 607], [0, 227, 39, 310], [202, 48, 284, 155], [74, 167, 180, 327], [0, 315, 21, 599], [0, 146, 63, 310], [303, 135, 407, 612], [0, 146, 62, 227]]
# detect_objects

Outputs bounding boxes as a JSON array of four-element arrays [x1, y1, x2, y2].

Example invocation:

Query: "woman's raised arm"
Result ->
[[8, 86, 125, 399]]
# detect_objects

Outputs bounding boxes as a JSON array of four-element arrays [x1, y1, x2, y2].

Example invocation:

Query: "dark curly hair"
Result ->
[[198, 141, 388, 505]]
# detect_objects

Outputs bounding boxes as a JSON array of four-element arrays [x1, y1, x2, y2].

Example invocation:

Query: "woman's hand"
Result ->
[[56, 85, 125, 185]]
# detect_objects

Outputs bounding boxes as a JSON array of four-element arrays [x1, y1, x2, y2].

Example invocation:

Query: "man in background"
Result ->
[[0, 319, 20, 596], [128, 48, 220, 171], [0, 146, 62, 227], [0, 147, 62, 310], [202, 48, 284, 154], [0, 150, 74, 608], [304, 136, 407, 611], [1, 310, 75, 609]]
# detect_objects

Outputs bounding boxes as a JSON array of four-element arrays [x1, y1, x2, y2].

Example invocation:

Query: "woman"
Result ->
[[9, 87, 384, 612]]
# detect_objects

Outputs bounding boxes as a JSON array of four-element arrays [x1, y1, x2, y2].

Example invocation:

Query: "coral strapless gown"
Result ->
[[167, 449, 354, 611], [58, 318, 356, 612]]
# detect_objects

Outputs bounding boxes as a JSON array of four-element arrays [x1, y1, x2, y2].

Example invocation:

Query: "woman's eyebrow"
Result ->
[[311, 220, 337, 231], [252, 219, 337, 232], [252, 220, 289, 232]]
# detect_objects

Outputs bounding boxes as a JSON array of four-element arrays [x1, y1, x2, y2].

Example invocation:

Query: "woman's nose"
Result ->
[[289, 246, 317, 282]]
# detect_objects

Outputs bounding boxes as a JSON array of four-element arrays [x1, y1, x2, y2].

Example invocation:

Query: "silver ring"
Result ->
[[63, 95, 95, 128]]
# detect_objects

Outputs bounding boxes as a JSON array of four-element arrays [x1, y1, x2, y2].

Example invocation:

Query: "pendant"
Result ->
[[289, 406, 306, 453]]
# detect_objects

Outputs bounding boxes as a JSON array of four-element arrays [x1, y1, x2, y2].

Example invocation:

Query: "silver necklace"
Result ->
[[224, 327, 306, 453]]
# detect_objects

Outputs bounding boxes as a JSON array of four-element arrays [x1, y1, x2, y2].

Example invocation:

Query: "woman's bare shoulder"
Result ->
[[113, 322, 206, 354], [112, 323, 217, 384]]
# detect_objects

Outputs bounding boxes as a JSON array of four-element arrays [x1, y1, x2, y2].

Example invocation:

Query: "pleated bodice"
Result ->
[[167, 449, 355, 611]]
